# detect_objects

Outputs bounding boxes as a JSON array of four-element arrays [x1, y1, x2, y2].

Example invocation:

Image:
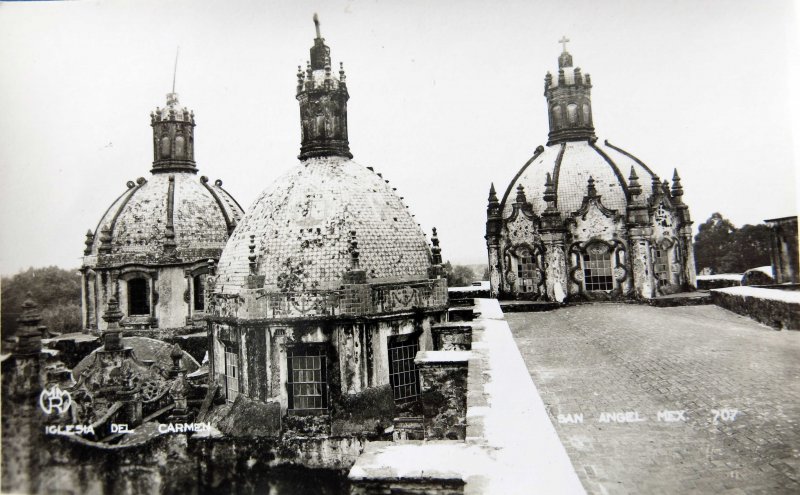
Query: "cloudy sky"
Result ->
[[0, 0, 797, 275]]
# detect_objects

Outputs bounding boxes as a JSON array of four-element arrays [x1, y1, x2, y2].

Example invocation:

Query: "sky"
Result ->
[[0, 0, 797, 275]]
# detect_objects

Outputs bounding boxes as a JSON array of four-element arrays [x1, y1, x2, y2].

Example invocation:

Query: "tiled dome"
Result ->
[[215, 156, 433, 294], [87, 173, 242, 265], [501, 139, 659, 218]]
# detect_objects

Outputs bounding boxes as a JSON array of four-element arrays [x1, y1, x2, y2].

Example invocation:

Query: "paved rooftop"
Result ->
[[507, 304, 800, 494]]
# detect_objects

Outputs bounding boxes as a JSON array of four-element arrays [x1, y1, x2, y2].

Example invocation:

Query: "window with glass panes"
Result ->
[[654, 248, 670, 287], [287, 346, 327, 411], [388, 335, 420, 403], [583, 246, 613, 291], [516, 249, 537, 292], [224, 346, 239, 403]]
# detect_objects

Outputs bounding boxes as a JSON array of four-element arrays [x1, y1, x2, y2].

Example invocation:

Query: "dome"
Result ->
[[85, 173, 243, 266], [73, 336, 200, 378], [501, 139, 660, 218], [215, 156, 433, 294]]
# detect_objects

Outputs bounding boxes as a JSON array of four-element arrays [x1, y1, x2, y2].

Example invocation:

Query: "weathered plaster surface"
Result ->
[[215, 156, 432, 294]]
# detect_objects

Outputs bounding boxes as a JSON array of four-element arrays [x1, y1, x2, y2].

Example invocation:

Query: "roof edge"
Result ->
[[499, 145, 547, 214]]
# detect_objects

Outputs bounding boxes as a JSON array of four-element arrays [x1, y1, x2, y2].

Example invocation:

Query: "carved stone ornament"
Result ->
[[587, 243, 608, 256]]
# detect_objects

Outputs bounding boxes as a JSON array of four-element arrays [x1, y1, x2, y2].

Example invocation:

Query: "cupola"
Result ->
[[544, 37, 596, 145], [150, 92, 196, 173], [296, 13, 352, 160]]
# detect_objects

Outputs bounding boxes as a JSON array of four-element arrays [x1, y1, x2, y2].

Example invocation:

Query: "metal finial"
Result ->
[[172, 46, 180, 94], [313, 13, 321, 38]]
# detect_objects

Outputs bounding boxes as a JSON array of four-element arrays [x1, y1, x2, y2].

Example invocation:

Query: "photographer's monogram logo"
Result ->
[[39, 385, 72, 415]]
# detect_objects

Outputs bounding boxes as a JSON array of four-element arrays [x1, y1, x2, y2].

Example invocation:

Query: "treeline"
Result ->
[[693, 212, 771, 275], [1, 266, 82, 338], [444, 262, 489, 288]]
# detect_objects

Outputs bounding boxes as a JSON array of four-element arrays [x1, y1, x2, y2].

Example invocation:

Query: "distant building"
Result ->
[[206, 17, 448, 435], [486, 40, 696, 302], [80, 93, 243, 333], [765, 216, 798, 284]]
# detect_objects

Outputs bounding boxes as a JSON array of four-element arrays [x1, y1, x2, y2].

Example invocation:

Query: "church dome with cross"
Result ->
[[486, 40, 697, 302], [205, 16, 447, 430], [80, 91, 243, 333], [214, 17, 435, 295]]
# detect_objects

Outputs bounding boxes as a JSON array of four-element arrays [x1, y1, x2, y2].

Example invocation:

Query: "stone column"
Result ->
[[628, 227, 654, 299], [541, 232, 568, 303], [486, 183, 503, 299], [487, 243, 502, 299], [415, 350, 469, 440], [679, 224, 697, 289], [2, 295, 45, 494]]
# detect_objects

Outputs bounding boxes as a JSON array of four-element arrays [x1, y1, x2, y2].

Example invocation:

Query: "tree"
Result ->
[[1, 266, 82, 338], [444, 262, 475, 288], [727, 224, 772, 272], [693, 212, 736, 274], [693, 213, 772, 274]]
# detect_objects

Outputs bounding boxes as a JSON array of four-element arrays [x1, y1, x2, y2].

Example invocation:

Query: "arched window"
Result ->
[[552, 106, 563, 128], [193, 274, 205, 312], [582, 103, 591, 124], [654, 239, 679, 288], [567, 103, 578, 124], [582, 244, 613, 291], [174, 134, 185, 158], [160, 135, 171, 158], [128, 278, 150, 315], [654, 248, 670, 288]]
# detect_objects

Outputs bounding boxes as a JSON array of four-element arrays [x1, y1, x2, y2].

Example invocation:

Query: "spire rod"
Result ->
[[172, 46, 180, 93], [313, 13, 321, 39]]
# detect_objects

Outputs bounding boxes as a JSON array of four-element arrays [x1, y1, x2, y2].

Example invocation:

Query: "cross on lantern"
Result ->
[[559, 36, 570, 52]]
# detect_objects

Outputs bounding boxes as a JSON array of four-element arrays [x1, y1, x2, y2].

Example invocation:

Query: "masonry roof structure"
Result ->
[[500, 139, 660, 218], [83, 93, 243, 267], [215, 157, 432, 294], [487, 40, 696, 303], [500, 42, 668, 219], [214, 15, 433, 295]]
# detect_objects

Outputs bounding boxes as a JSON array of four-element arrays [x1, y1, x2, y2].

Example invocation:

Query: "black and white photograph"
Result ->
[[0, 0, 798, 493]]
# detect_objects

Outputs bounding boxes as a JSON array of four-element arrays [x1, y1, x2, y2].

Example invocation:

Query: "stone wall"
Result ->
[[416, 351, 469, 440], [348, 299, 585, 493], [697, 276, 741, 290], [23, 432, 357, 494], [208, 311, 444, 436], [711, 287, 799, 330]]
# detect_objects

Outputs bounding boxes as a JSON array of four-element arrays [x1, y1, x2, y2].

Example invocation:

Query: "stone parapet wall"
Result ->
[[213, 278, 448, 320], [711, 287, 800, 330], [696, 274, 743, 290], [416, 351, 470, 440], [431, 324, 473, 351], [348, 299, 585, 493]]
